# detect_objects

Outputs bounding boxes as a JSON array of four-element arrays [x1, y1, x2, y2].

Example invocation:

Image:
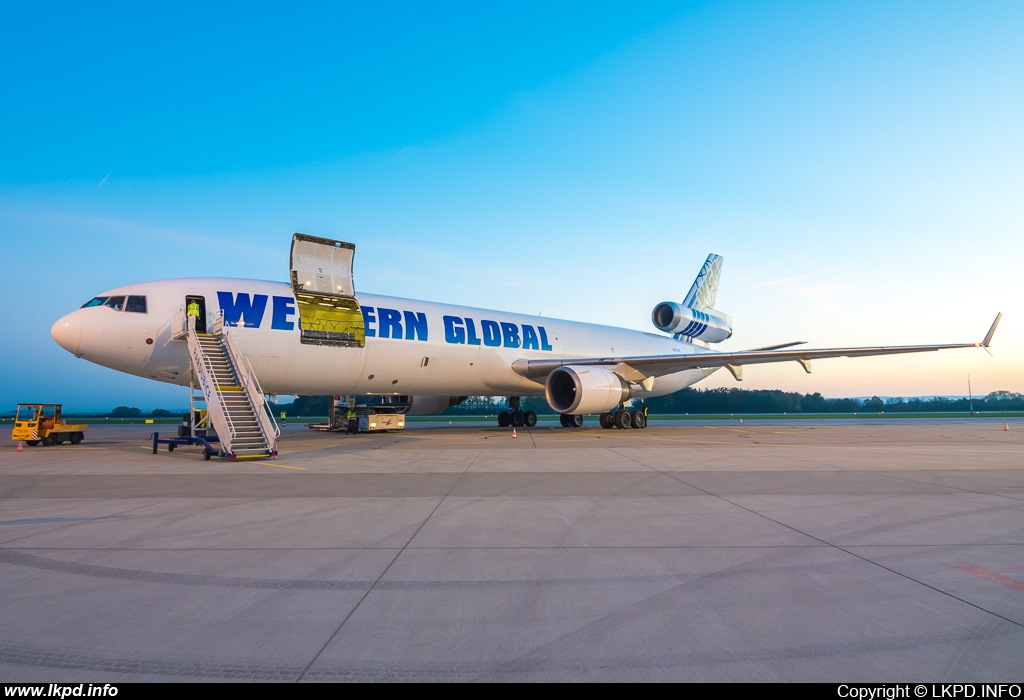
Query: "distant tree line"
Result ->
[[107, 406, 175, 418], [442, 389, 1024, 415], [103, 389, 1021, 419]]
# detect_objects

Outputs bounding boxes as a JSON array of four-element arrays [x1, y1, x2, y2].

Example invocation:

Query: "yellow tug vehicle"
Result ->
[[12, 404, 88, 446]]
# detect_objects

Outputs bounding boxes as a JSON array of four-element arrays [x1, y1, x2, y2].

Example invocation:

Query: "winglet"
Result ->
[[982, 313, 1002, 348]]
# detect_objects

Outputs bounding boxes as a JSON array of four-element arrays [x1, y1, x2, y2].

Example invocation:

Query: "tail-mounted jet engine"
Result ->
[[545, 366, 634, 415], [651, 302, 733, 343]]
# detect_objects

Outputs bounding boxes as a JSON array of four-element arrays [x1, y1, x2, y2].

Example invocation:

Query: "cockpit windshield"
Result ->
[[81, 295, 146, 312], [126, 295, 147, 313]]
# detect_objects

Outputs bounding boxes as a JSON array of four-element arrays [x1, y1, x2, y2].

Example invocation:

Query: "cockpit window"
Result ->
[[126, 295, 147, 313], [81, 297, 108, 308], [104, 296, 126, 311]]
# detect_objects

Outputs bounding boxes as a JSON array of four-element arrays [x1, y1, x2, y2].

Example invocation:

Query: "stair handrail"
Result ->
[[171, 305, 187, 340], [221, 325, 280, 452], [186, 315, 237, 455]]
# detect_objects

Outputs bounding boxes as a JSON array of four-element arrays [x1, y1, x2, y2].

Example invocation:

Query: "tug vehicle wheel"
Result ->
[[26, 440, 40, 447], [70, 432, 83, 444]]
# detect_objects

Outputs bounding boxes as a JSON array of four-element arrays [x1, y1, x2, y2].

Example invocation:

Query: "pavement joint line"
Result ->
[[472, 543, 800, 681], [294, 447, 484, 683], [781, 447, 1024, 506], [836, 467, 1024, 506], [608, 447, 1024, 633], [0, 498, 176, 548]]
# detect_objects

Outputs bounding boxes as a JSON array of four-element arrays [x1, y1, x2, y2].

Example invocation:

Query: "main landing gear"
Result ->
[[559, 414, 584, 428], [598, 406, 647, 430], [497, 396, 537, 428]]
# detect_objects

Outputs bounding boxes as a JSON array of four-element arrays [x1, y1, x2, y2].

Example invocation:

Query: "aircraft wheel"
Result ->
[[631, 410, 647, 429], [614, 409, 632, 429], [568, 414, 584, 428], [25, 440, 40, 447], [41, 435, 56, 446], [498, 410, 511, 427], [511, 410, 525, 427], [70, 432, 83, 444], [599, 412, 615, 429], [523, 411, 537, 427]]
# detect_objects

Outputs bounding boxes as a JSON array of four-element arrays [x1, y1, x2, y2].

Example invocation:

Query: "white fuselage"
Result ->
[[52, 278, 719, 401]]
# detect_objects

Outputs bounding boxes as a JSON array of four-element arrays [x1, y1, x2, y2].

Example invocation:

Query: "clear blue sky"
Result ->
[[2, 1, 1021, 411]]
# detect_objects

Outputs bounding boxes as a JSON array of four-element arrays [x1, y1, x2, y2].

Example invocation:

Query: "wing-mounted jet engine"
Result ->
[[545, 366, 634, 415], [289, 233, 365, 347]]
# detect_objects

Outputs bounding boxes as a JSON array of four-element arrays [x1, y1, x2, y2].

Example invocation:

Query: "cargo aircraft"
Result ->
[[51, 235, 1001, 436]]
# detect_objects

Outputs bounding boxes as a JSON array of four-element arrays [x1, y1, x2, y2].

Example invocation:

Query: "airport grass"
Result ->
[[3, 412, 1022, 427], [408, 412, 1024, 423]]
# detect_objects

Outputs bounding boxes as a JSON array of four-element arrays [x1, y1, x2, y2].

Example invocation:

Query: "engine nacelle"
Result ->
[[545, 366, 632, 415], [404, 396, 467, 415], [651, 302, 733, 342]]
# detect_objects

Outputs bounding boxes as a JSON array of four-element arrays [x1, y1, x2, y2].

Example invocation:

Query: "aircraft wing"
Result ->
[[512, 313, 1002, 382]]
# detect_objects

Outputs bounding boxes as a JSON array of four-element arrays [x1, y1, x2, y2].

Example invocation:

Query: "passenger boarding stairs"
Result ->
[[185, 314, 279, 459]]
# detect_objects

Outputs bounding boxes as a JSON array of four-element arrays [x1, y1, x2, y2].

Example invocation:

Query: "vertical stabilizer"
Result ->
[[682, 254, 723, 310]]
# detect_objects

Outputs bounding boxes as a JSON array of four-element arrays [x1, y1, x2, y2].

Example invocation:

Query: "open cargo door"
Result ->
[[289, 233, 365, 347]]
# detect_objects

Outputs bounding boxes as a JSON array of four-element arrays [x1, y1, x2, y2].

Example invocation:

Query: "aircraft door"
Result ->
[[185, 295, 207, 334], [289, 233, 365, 347]]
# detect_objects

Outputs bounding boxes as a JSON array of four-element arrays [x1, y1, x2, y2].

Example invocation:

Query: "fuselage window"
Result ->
[[81, 297, 108, 308], [104, 296, 126, 311], [126, 296, 147, 313]]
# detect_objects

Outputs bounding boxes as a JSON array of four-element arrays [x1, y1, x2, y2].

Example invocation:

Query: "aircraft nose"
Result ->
[[51, 311, 82, 356]]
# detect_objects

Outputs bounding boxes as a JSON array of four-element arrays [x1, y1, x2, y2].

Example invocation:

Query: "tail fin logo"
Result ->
[[682, 254, 723, 311]]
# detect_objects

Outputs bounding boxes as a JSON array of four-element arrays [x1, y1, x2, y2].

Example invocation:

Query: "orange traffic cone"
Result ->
[[512, 428, 517, 438], [17, 441, 23, 452], [1005, 423, 1010, 431], [449, 420, 452, 426], [739, 418, 744, 425]]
